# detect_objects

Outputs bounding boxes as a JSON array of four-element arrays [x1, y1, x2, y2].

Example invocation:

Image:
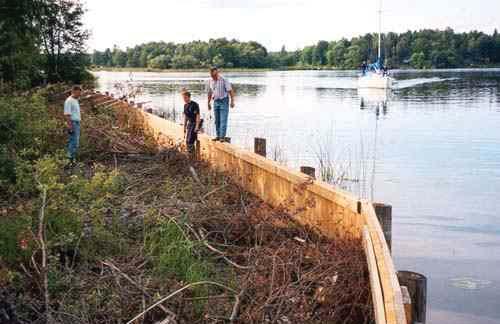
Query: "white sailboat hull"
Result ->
[[358, 73, 393, 89]]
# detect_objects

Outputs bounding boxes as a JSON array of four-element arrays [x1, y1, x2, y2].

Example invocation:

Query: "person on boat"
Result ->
[[207, 67, 235, 142], [182, 90, 201, 155], [361, 61, 368, 76]]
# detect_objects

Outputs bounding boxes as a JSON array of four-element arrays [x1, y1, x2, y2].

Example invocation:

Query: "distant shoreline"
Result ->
[[91, 66, 500, 73]]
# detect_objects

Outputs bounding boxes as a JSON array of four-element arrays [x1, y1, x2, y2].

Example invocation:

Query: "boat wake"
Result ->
[[394, 77, 458, 89]]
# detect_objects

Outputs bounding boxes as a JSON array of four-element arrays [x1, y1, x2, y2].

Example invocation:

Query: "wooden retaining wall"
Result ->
[[91, 93, 407, 324]]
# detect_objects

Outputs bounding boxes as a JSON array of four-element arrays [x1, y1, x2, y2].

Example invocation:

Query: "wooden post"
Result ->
[[373, 203, 392, 252], [401, 286, 413, 324], [300, 166, 316, 179], [254, 138, 267, 157], [397, 271, 427, 324]]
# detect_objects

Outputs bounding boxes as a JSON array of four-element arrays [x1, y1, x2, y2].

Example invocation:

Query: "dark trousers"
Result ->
[[186, 121, 197, 153]]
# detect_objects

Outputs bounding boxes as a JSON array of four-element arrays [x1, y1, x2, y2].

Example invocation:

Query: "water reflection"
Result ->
[[358, 88, 390, 117]]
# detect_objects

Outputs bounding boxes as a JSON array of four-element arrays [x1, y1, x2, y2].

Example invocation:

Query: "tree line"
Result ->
[[0, 0, 90, 89], [93, 28, 500, 70]]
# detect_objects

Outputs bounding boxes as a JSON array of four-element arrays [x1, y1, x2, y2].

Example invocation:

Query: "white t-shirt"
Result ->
[[64, 96, 81, 121]]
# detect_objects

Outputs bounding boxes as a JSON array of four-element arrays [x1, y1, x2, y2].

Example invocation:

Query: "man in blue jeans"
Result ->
[[64, 85, 82, 164], [207, 67, 235, 142]]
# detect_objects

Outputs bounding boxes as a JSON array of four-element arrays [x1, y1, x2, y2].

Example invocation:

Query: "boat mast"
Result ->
[[378, 0, 382, 61]]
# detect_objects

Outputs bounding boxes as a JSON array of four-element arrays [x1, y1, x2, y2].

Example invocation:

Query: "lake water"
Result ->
[[94, 69, 500, 324]]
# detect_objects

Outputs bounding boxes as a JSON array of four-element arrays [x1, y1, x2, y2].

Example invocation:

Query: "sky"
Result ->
[[84, 0, 500, 51]]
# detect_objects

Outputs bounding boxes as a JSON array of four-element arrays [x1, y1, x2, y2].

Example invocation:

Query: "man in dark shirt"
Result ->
[[182, 91, 201, 154]]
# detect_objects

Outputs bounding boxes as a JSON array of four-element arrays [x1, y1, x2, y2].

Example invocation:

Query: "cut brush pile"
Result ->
[[0, 90, 374, 324]]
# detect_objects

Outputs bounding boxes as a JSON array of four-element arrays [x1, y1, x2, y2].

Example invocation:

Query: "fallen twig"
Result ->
[[126, 281, 238, 324], [202, 184, 228, 200], [197, 230, 251, 270], [230, 289, 246, 323]]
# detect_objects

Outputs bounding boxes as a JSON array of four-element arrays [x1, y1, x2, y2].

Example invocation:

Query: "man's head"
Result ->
[[209, 67, 219, 80], [71, 85, 82, 99], [182, 90, 191, 104]]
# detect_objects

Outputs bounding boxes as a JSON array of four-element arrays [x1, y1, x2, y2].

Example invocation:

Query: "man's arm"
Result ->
[[229, 89, 235, 108], [195, 113, 201, 132], [225, 79, 235, 108], [207, 81, 213, 110], [183, 115, 188, 135], [65, 115, 73, 132], [64, 99, 73, 131]]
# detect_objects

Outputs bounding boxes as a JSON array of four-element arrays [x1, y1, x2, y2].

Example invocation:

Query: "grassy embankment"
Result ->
[[0, 87, 373, 324]]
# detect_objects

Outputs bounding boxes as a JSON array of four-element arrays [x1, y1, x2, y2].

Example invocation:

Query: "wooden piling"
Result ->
[[373, 203, 392, 252], [254, 138, 267, 157], [397, 271, 427, 324]]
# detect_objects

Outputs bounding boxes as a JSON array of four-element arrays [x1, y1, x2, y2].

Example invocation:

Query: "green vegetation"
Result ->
[[0, 0, 91, 88], [0, 89, 225, 323], [92, 28, 500, 70]]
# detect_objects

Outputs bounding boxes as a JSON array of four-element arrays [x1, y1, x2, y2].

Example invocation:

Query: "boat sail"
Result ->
[[358, 0, 394, 89]]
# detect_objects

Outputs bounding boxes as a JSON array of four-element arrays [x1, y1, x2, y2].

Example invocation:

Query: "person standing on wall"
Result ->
[[64, 85, 82, 165], [182, 90, 201, 156], [207, 67, 235, 142]]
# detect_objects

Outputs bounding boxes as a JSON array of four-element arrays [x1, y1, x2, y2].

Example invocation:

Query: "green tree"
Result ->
[[37, 0, 90, 82], [327, 40, 348, 67], [148, 54, 171, 69], [344, 44, 362, 68], [0, 0, 41, 86], [111, 46, 127, 67], [409, 52, 427, 69], [301, 46, 314, 66], [312, 41, 329, 66]]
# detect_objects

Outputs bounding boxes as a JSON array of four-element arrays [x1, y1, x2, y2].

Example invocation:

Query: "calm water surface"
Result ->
[[95, 69, 500, 324]]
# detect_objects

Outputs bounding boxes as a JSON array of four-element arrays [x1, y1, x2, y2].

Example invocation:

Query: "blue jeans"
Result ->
[[214, 97, 229, 138], [67, 120, 80, 161]]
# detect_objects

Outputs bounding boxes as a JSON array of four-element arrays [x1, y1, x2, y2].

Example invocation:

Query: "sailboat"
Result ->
[[358, 0, 394, 89]]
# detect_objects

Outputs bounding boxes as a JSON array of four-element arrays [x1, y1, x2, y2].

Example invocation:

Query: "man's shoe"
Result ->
[[211, 137, 220, 142]]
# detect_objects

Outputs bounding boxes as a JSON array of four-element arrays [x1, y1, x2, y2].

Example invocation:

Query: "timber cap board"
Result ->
[[91, 92, 407, 324]]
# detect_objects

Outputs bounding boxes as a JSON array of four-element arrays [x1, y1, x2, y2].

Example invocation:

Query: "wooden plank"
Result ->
[[363, 227, 387, 324], [363, 202, 406, 324]]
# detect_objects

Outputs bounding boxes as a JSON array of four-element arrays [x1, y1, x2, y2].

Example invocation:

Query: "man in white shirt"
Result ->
[[64, 85, 82, 163], [207, 67, 235, 142]]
